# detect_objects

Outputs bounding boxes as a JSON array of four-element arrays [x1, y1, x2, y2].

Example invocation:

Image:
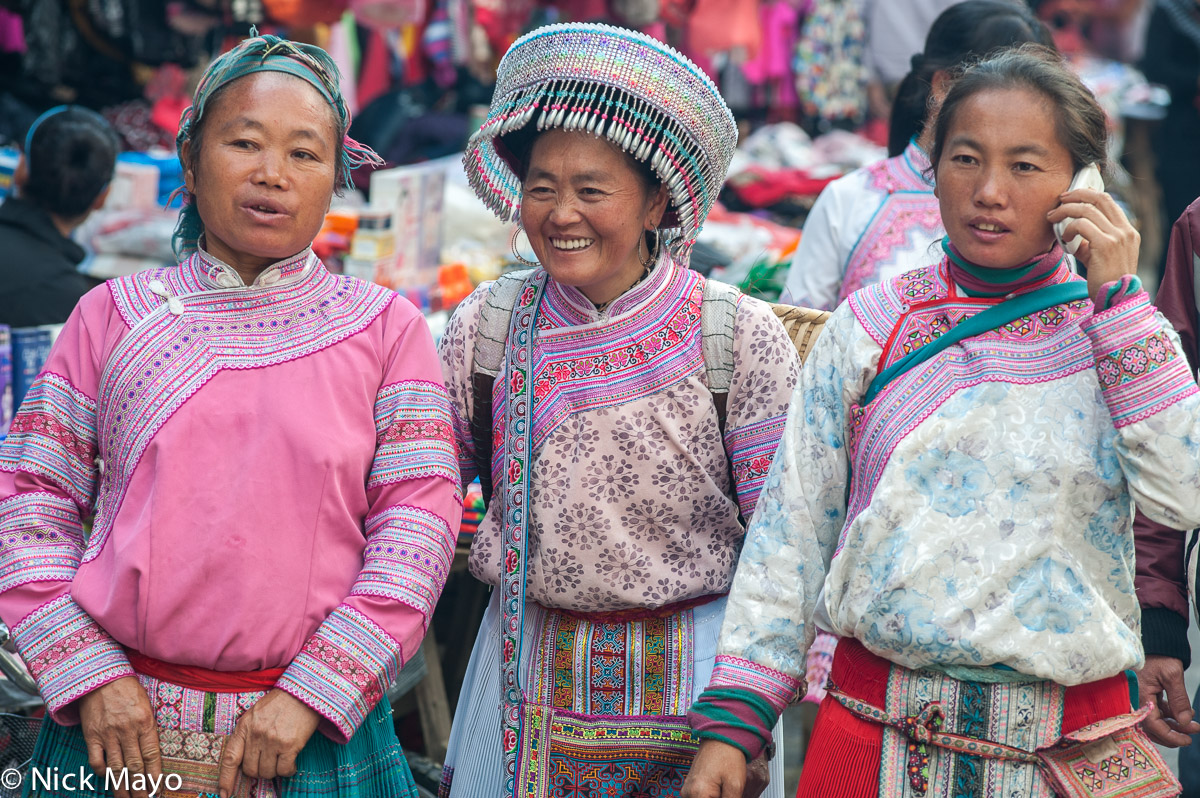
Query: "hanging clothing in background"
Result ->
[[741, 1, 800, 118], [794, 0, 868, 130]]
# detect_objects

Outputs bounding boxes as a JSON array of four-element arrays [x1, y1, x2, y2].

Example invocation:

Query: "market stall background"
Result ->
[[0, 0, 1186, 792]]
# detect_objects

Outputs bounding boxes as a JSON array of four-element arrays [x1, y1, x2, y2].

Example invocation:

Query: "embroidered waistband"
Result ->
[[125, 648, 285, 693], [538, 592, 724, 623]]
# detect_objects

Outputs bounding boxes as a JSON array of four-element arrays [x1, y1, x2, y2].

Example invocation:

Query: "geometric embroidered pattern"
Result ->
[[353, 505, 455, 619], [10, 594, 135, 718], [726, 415, 787, 518], [1086, 294, 1198, 428], [276, 604, 402, 743], [516, 704, 700, 798], [528, 607, 694, 717], [0, 372, 99, 507], [0, 491, 85, 593], [1039, 726, 1181, 798], [370, 381, 459, 492]]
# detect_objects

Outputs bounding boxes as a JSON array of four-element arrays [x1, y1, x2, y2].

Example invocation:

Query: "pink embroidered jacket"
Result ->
[[0, 248, 462, 743]]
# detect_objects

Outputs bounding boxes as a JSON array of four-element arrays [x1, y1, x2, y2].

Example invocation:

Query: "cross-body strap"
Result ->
[[471, 269, 537, 506], [862, 281, 1091, 406]]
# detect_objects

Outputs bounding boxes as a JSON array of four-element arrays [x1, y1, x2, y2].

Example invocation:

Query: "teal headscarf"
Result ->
[[172, 30, 382, 260]]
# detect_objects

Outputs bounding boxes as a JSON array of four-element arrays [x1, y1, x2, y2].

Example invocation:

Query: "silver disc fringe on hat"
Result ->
[[463, 22, 738, 261]]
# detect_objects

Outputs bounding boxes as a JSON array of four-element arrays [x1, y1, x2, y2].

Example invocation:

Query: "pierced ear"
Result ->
[[646, 184, 669, 229]]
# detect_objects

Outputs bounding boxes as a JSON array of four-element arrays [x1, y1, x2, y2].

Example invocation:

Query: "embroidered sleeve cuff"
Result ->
[[709, 656, 803, 715], [10, 595, 134, 724], [725, 415, 788, 518], [352, 505, 455, 620], [276, 604, 403, 743], [1084, 292, 1199, 428]]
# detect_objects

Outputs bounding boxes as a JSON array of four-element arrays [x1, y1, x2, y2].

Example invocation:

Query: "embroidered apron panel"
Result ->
[[528, 607, 695, 716]]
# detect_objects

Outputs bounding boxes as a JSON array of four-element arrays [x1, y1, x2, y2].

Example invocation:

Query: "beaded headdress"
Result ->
[[464, 23, 738, 259], [172, 30, 382, 260]]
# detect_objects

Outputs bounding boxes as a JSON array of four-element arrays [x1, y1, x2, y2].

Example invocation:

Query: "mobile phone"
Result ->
[[1054, 163, 1104, 255]]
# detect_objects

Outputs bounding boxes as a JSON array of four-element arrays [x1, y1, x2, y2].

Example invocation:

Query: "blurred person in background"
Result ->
[[1141, 0, 1200, 279], [0, 106, 116, 328], [781, 0, 1052, 310]]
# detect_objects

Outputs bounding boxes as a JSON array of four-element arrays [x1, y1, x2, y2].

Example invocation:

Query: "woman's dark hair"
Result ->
[[930, 44, 1107, 175], [23, 107, 121, 218], [888, 0, 1053, 157]]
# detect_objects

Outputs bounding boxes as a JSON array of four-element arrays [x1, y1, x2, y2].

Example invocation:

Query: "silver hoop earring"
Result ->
[[641, 228, 661, 268], [510, 225, 539, 268]]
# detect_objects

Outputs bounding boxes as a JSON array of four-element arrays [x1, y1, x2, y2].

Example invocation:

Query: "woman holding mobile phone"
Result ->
[[684, 44, 1199, 797]]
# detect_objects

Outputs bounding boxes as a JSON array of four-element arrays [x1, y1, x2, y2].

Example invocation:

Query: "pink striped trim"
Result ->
[[709, 655, 802, 714]]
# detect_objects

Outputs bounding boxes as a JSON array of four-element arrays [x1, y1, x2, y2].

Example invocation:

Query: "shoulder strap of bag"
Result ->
[[862, 281, 1090, 406], [701, 278, 740, 432], [471, 269, 536, 506]]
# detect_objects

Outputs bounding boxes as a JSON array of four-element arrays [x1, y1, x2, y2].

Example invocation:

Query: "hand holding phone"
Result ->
[[1054, 163, 1105, 255]]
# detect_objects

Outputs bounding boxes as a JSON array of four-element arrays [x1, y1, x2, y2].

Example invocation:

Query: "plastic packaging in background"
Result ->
[[10, 326, 57, 414], [370, 161, 445, 300], [115, 150, 185, 208]]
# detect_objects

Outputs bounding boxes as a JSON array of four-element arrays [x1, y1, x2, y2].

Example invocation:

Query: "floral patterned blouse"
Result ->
[[439, 255, 800, 612]]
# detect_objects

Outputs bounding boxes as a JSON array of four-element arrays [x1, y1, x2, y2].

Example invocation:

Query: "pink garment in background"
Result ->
[[0, 9, 23, 53], [687, 0, 761, 62], [741, 0, 799, 109]]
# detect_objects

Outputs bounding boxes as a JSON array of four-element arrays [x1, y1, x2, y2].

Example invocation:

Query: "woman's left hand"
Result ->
[[217, 689, 320, 797], [1046, 187, 1140, 300]]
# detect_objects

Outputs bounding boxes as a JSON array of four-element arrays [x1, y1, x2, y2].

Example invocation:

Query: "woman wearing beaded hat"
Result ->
[[437, 22, 799, 798], [686, 44, 1199, 797], [0, 32, 460, 798]]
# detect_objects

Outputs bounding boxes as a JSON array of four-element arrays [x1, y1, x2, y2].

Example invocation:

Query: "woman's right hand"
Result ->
[[682, 739, 749, 798], [77, 676, 163, 798]]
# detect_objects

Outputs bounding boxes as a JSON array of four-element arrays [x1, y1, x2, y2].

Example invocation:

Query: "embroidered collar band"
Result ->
[[942, 237, 1069, 298], [463, 22, 738, 261]]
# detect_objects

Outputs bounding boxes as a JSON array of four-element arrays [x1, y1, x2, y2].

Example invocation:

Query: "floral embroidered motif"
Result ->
[[726, 415, 787, 517], [1085, 293, 1199, 428], [353, 505, 455, 618], [10, 594, 134, 717], [276, 604, 401, 743], [370, 381, 459, 491]]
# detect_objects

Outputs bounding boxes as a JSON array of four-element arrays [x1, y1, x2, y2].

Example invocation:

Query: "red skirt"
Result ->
[[795, 638, 1134, 797]]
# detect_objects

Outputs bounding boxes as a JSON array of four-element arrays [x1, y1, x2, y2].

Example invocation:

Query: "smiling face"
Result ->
[[934, 86, 1076, 270], [520, 129, 668, 305], [184, 71, 338, 279]]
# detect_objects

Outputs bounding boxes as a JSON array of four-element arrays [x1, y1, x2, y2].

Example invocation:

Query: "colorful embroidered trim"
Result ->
[[276, 604, 402, 743], [1084, 293, 1197, 428], [528, 606, 694, 716], [725, 414, 787, 518], [0, 492, 85, 593], [0, 372, 99, 507], [498, 271, 549, 796], [370, 381, 459, 492], [10, 594, 135, 718], [353, 505, 455, 619], [516, 704, 700, 798], [709, 655, 803, 715]]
